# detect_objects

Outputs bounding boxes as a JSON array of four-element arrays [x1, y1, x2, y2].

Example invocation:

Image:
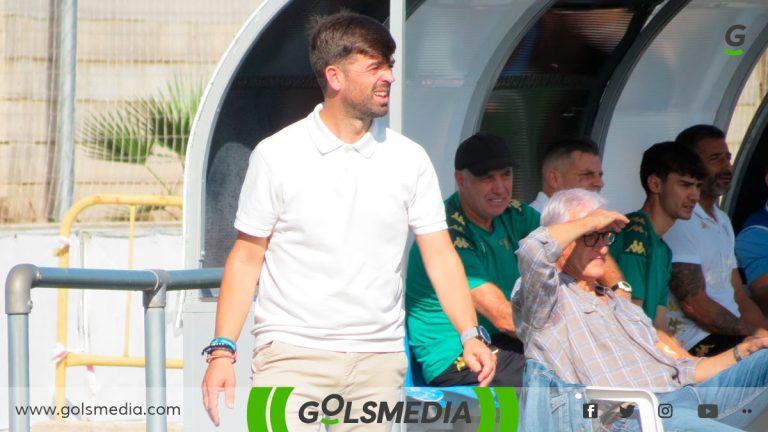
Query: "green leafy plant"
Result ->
[[80, 77, 204, 193]]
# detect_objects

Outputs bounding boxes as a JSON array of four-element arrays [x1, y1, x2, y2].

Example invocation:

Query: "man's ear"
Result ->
[[546, 168, 561, 190], [647, 174, 662, 194], [325, 65, 343, 92], [455, 170, 465, 189]]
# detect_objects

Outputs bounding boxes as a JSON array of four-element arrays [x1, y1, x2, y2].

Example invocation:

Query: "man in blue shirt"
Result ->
[[736, 161, 768, 313]]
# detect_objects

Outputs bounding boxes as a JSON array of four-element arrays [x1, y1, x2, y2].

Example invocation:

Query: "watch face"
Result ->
[[478, 326, 491, 344]]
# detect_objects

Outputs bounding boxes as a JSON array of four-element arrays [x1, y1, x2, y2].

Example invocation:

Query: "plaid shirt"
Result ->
[[512, 227, 699, 392]]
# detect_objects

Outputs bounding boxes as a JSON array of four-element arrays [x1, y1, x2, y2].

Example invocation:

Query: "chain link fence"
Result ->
[[1, 0, 262, 223]]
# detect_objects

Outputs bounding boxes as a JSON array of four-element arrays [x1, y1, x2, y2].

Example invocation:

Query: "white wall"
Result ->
[[1, 225, 184, 429]]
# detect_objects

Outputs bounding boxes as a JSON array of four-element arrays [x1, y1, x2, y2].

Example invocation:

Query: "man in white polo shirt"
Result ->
[[529, 138, 604, 212], [665, 125, 768, 356], [201, 11, 495, 430]]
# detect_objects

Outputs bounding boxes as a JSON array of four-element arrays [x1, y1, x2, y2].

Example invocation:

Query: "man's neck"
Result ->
[[319, 102, 373, 144], [641, 200, 675, 237], [699, 194, 717, 219]]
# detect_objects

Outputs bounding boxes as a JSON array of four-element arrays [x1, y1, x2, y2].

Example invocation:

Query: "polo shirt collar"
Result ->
[[692, 202, 717, 225], [309, 104, 380, 158]]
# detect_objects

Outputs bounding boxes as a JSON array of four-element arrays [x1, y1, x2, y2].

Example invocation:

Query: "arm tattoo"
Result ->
[[712, 311, 751, 336], [669, 263, 705, 302], [670, 263, 751, 336]]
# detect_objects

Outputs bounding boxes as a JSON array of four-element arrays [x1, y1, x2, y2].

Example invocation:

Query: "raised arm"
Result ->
[[515, 209, 628, 331]]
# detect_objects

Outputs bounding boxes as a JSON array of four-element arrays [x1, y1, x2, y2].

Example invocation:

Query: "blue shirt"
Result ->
[[736, 203, 768, 285]]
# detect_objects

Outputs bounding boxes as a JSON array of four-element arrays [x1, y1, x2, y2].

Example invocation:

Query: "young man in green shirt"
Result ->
[[610, 141, 707, 358], [405, 133, 540, 386]]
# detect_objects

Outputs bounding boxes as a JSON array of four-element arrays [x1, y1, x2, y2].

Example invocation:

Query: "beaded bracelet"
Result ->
[[201, 337, 237, 356], [206, 352, 237, 364]]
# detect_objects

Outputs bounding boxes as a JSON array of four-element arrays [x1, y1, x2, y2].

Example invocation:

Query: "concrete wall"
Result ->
[[0, 223, 186, 430]]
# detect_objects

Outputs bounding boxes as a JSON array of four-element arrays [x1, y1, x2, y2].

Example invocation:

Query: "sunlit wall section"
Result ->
[[600, 0, 768, 213]]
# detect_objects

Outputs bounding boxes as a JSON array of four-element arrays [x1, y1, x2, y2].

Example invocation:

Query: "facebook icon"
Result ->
[[583, 403, 598, 418]]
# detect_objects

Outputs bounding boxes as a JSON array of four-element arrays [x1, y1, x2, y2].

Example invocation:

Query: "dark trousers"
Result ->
[[428, 333, 524, 387], [689, 333, 744, 357]]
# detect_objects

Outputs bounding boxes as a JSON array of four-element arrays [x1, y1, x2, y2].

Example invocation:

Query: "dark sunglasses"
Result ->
[[582, 231, 616, 247]]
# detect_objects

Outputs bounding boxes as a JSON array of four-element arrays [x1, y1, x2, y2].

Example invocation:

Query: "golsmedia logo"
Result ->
[[724, 24, 746, 56], [247, 387, 518, 431]]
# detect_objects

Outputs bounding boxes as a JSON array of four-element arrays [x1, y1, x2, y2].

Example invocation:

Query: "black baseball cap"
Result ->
[[454, 132, 516, 176]]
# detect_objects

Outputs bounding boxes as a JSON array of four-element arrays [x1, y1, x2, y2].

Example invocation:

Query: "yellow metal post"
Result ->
[[53, 194, 183, 420]]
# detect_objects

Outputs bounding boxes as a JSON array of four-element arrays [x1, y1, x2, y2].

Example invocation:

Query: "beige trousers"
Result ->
[[251, 340, 407, 431]]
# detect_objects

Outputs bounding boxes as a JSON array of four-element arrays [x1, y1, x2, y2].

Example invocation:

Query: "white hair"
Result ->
[[540, 188, 606, 226]]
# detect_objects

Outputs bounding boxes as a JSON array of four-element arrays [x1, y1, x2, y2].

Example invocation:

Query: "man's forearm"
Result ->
[[213, 235, 267, 342], [683, 298, 753, 336], [694, 347, 736, 383], [471, 283, 515, 335], [733, 269, 768, 331], [671, 262, 752, 336], [416, 231, 478, 335]]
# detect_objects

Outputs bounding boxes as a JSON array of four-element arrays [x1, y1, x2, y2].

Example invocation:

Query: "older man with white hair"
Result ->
[[513, 188, 768, 431]]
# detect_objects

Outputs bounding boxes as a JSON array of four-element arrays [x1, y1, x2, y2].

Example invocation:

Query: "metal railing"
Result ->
[[53, 194, 183, 419], [5, 264, 223, 432]]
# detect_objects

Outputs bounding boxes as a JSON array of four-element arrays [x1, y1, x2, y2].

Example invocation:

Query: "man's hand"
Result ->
[[586, 208, 629, 233], [736, 336, 768, 360], [202, 356, 237, 426], [461, 339, 496, 386]]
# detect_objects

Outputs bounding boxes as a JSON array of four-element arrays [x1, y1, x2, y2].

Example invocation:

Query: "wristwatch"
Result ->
[[460, 325, 491, 346], [611, 281, 632, 294]]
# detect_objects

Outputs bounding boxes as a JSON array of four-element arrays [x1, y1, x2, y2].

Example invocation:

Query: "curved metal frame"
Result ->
[[715, 23, 768, 130], [183, 0, 292, 271], [590, 0, 690, 150], [724, 92, 768, 216], [458, 0, 557, 141]]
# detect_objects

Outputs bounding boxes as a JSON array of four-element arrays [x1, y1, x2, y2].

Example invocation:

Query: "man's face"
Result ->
[[658, 173, 701, 220], [695, 137, 732, 198], [560, 208, 609, 282], [457, 167, 513, 224], [560, 151, 604, 192], [338, 53, 395, 120]]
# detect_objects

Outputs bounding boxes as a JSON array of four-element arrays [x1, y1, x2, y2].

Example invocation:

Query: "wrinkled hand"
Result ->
[[586, 209, 629, 233], [737, 336, 768, 360], [462, 339, 496, 386], [202, 357, 236, 426]]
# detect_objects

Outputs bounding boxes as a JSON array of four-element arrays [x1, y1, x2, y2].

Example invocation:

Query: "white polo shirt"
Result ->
[[235, 104, 447, 352], [529, 191, 549, 213], [663, 203, 739, 349]]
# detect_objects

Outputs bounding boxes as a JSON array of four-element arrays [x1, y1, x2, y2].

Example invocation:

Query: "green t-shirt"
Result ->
[[609, 210, 672, 321], [405, 192, 540, 383]]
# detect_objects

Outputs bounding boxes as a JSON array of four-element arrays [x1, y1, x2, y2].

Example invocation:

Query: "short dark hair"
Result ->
[[675, 124, 725, 151], [640, 141, 708, 195], [541, 137, 600, 173], [308, 11, 395, 94]]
